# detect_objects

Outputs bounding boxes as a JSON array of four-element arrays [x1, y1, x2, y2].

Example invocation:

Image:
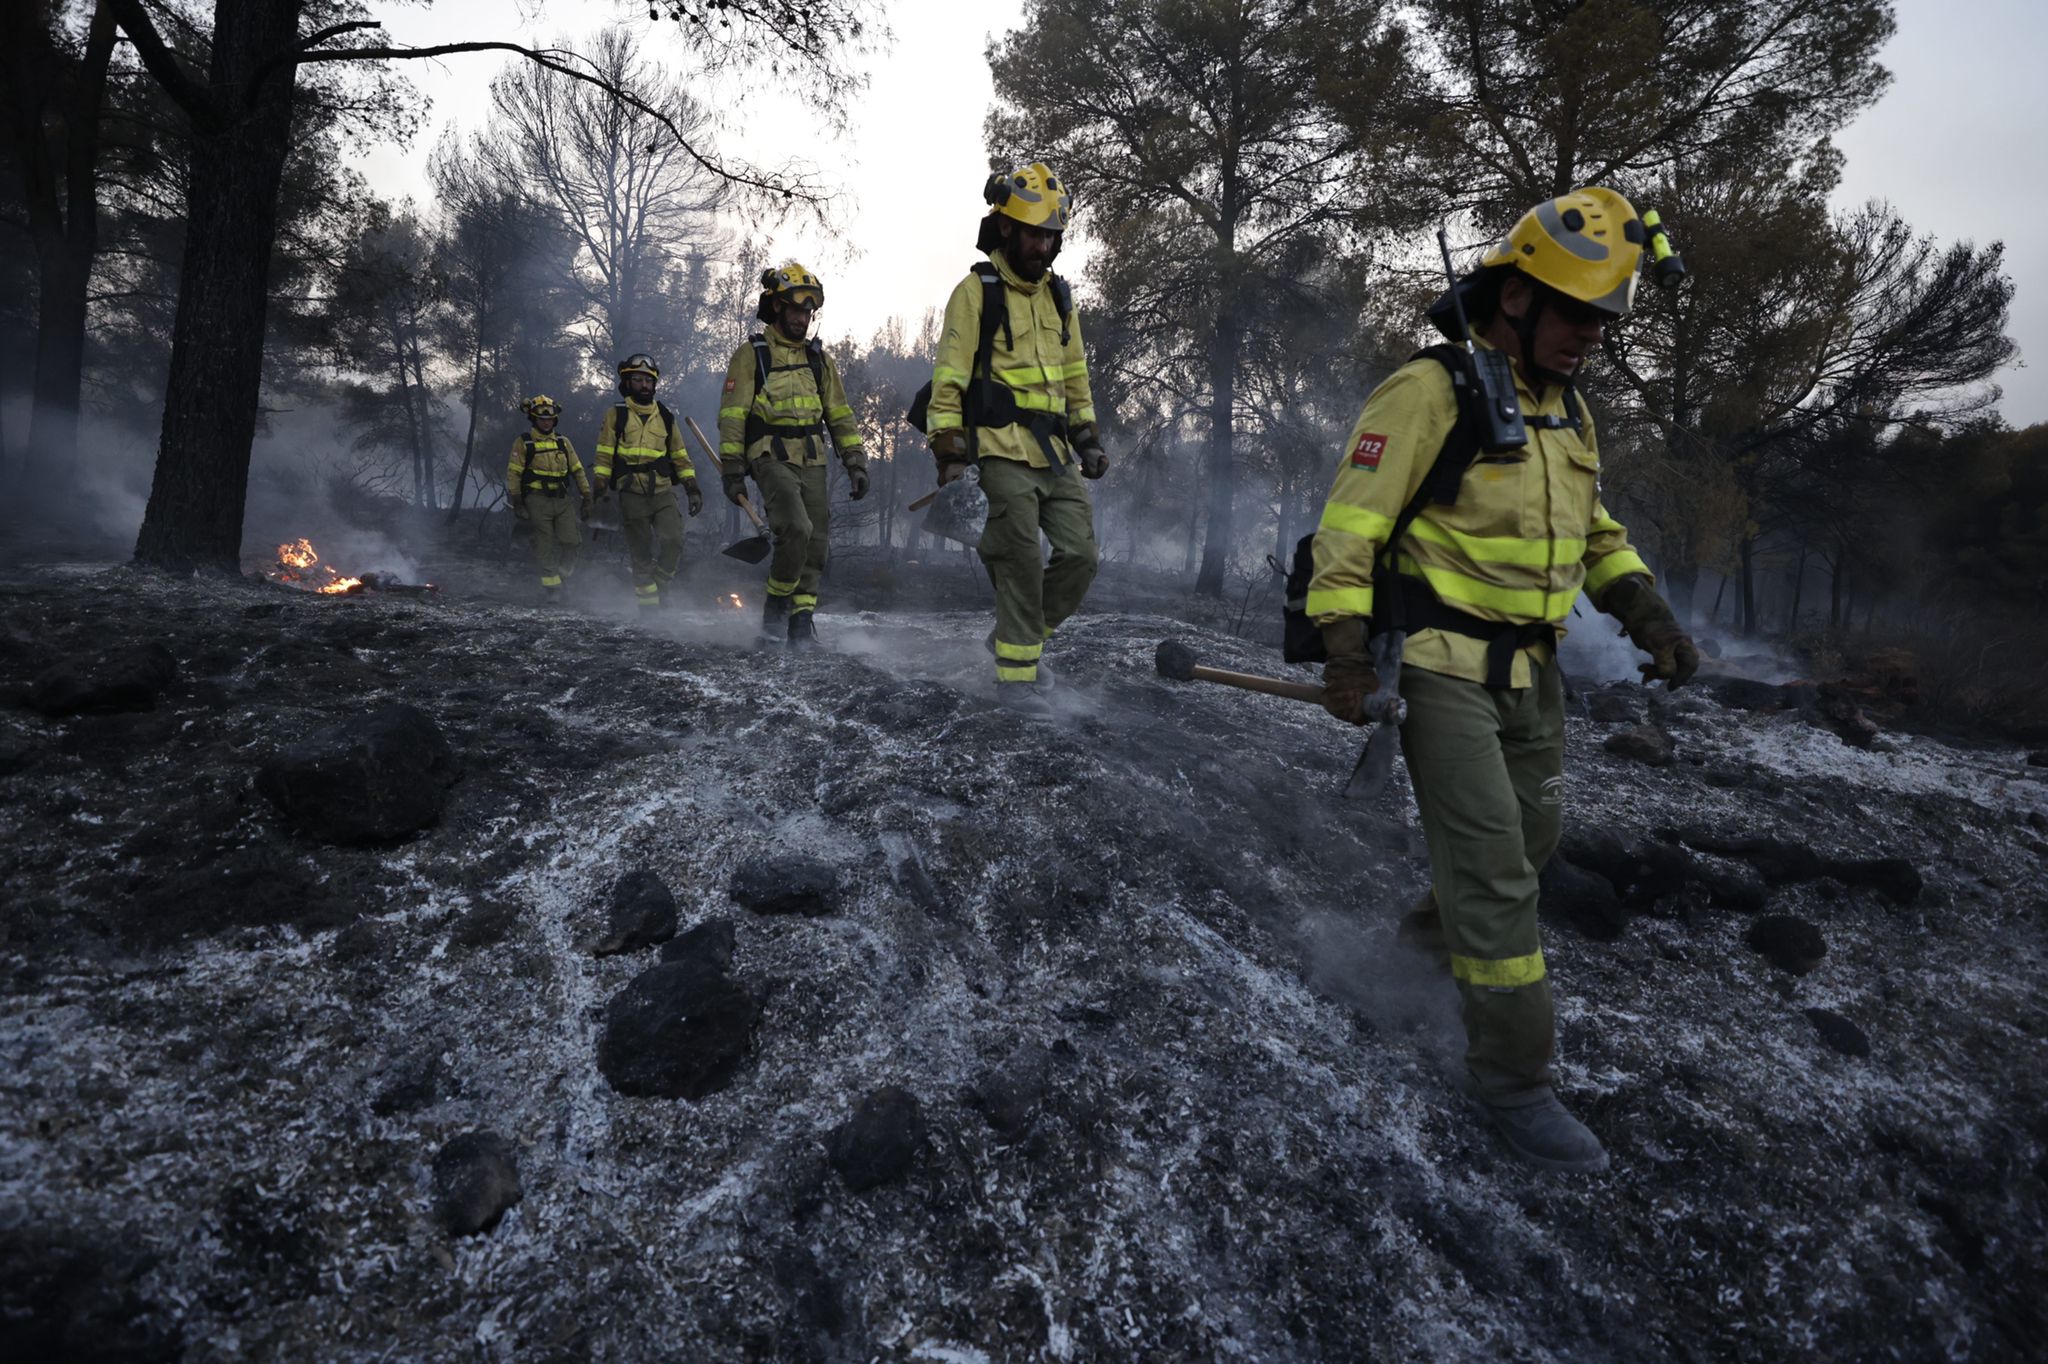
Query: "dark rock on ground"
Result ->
[[450, 898, 521, 950], [0, 1227, 178, 1363], [1811, 683, 1881, 749], [1704, 675, 1793, 712], [1805, 1007, 1872, 1057], [1585, 688, 1643, 724], [597, 958, 760, 1099], [1829, 857, 1924, 907], [969, 1042, 1051, 1142], [369, 1052, 445, 1117], [1604, 724, 1675, 767], [590, 869, 678, 956], [661, 918, 737, 971], [1674, 832, 1921, 905], [1747, 915, 1828, 975], [26, 642, 177, 717], [431, 1131, 522, 1236], [1538, 856, 1629, 940], [254, 703, 459, 844], [732, 856, 841, 916], [828, 1086, 927, 1191]]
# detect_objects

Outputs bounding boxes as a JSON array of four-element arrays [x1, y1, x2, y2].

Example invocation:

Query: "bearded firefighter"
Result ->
[[506, 395, 593, 604], [924, 161, 1108, 708], [716, 263, 868, 646], [593, 352, 701, 612], [1308, 188, 1699, 1173]]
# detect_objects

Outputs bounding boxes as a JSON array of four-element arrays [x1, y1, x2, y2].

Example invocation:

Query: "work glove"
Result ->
[[511, 495, 531, 523], [931, 430, 971, 486], [1601, 574, 1700, 688], [846, 464, 870, 500], [684, 479, 704, 517], [1072, 423, 1110, 480], [1318, 617, 1379, 725], [721, 466, 749, 505], [590, 477, 608, 500], [579, 494, 593, 522]]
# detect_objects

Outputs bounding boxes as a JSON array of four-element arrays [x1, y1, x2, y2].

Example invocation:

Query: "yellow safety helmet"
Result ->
[[760, 262, 824, 308], [983, 161, 1071, 231], [520, 395, 560, 420], [1481, 187, 1646, 317], [616, 353, 659, 395]]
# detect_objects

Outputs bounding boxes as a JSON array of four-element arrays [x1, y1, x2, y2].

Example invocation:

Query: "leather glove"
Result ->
[[578, 495, 592, 522], [846, 464, 870, 500], [511, 495, 531, 523], [684, 479, 704, 517], [1601, 575, 1699, 688], [1319, 617, 1379, 725], [721, 467, 749, 505], [931, 430, 970, 485], [590, 477, 608, 500], [1072, 423, 1110, 480]]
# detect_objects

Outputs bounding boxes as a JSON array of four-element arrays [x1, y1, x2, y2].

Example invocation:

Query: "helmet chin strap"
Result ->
[[1513, 283, 1572, 387]]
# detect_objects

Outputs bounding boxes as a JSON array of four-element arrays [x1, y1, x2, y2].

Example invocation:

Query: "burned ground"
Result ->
[[1, 546, 2044, 1362]]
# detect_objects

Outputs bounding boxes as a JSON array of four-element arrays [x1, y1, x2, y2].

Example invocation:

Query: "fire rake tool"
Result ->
[[681, 415, 773, 565]]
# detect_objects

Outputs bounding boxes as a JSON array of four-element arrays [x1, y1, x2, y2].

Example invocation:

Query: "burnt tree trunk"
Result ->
[[131, 0, 307, 573], [1195, 255, 1240, 597], [7, 2, 116, 491]]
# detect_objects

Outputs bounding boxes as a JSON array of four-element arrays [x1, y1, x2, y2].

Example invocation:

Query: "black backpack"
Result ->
[[905, 262, 1073, 453], [1279, 345, 1586, 663]]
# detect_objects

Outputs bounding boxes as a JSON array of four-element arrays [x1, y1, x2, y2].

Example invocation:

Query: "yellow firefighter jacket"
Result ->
[[594, 400, 695, 492], [926, 250, 1096, 468], [506, 428, 591, 499], [1307, 341, 1651, 688], [716, 330, 865, 472]]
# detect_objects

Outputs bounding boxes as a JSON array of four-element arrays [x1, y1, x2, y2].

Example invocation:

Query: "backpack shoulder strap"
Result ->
[[611, 404, 628, 442], [806, 337, 825, 393], [1050, 273, 1073, 347], [751, 334, 771, 392], [971, 261, 1007, 376], [1406, 345, 1484, 512], [521, 434, 538, 476], [655, 401, 676, 444]]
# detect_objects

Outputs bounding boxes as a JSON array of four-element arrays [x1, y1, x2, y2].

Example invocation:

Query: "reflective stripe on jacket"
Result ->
[[1307, 343, 1650, 687], [716, 331, 864, 471], [506, 430, 590, 498], [926, 250, 1095, 468], [594, 402, 693, 488]]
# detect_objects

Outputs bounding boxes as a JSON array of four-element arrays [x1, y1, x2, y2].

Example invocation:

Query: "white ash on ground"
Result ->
[[0, 560, 2042, 1362]]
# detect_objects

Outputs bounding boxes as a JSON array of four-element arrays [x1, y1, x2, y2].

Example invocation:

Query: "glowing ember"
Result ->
[[726, 593, 744, 609], [267, 538, 364, 595]]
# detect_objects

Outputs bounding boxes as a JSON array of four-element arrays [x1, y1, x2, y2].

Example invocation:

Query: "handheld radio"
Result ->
[[1436, 226, 1527, 454]]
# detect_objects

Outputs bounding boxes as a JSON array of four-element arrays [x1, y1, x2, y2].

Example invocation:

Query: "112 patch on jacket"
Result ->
[[1349, 432, 1388, 471]]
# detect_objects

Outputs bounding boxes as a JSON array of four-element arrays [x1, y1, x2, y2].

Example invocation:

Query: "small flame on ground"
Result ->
[[268, 538, 362, 595], [725, 593, 744, 609]]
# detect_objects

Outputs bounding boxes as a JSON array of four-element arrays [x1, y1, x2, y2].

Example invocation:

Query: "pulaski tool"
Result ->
[[682, 415, 772, 564], [1341, 631, 1408, 800]]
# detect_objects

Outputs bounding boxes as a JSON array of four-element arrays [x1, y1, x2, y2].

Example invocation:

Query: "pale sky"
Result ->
[[362, 0, 2044, 427]]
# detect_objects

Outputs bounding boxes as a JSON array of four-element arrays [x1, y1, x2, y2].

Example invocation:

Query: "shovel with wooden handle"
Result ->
[[681, 415, 772, 565]]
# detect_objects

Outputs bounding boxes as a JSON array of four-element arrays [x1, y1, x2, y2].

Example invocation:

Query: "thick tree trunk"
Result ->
[[10, 2, 116, 492], [1662, 562, 1700, 626], [133, 0, 305, 574], [446, 339, 485, 521], [1786, 545, 1808, 635], [1737, 537, 1757, 637]]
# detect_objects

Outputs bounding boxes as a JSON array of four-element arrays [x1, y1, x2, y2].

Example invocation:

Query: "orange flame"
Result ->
[[269, 538, 362, 594], [726, 593, 744, 609]]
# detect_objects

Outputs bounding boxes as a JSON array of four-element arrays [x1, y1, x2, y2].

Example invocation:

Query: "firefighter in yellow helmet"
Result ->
[[507, 395, 593, 604], [1306, 187, 1698, 1173], [592, 353, 701, 612], [716, 262, 868, 646], [924, 161, 1108, 708]]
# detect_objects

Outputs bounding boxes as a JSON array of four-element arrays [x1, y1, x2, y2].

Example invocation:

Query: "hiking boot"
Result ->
[[995, 681, 1052, 716], [542, 584, 564, 607], [984, 627, 1055, 687], [761, 593, 791, 639], [1479, 1090, 1610, 1173], [787, 610, 818, 649]]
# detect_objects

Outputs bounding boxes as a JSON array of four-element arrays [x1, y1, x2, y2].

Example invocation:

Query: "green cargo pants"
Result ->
[[524, 492, 581, 589], [1397, 657, 1566, 1100], [618, 483, 683, 610], [976, 456, 1099, 683], [753, 457, 830, 613]]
